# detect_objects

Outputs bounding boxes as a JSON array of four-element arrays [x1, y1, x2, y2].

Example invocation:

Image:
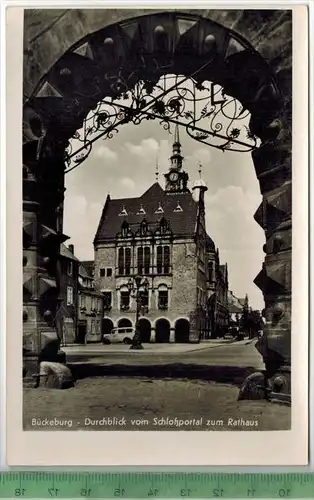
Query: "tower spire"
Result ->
[[170, 124, 183, 171], [174, 123, 180, 148], [164, 124, 189, 193]]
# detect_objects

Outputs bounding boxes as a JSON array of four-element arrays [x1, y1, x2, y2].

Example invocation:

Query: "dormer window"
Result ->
[[173, 201, 183, 212], [119, 205, 128, 216], [137, 204, 146, 215], [155, 202, 164, 214]]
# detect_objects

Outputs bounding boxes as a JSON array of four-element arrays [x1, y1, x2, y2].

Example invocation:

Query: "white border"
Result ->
[[5, 3, 309, 467]]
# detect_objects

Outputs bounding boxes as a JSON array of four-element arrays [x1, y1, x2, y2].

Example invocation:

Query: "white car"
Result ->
[[102, 327, 135, 345]]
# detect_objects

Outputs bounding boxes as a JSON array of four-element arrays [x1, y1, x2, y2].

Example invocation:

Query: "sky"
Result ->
[[63, 92, 265, 310]]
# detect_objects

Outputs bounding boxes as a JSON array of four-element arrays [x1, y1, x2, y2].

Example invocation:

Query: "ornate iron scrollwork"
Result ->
[[64, 74, 259, 172]]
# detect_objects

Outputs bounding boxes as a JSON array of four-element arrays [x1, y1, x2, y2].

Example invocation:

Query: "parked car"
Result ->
[[228, 326, 239, 337], [102, 327, 135, 345]]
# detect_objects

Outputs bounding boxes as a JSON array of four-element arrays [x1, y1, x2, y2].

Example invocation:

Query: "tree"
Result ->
[[247, 310, 263, 337]]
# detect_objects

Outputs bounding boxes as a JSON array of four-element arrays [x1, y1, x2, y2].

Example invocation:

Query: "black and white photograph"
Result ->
[[20, 7, 296, 432], [5, 3, 308, 465]]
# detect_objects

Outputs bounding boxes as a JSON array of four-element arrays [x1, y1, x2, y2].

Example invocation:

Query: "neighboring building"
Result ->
[[93, 125, 228, 343], [77, 263, 104, 343], [228, 290, 248, 324], [58, 244, 80, 345], [81, 260, 95, 279], [205, 240, 229, 338]]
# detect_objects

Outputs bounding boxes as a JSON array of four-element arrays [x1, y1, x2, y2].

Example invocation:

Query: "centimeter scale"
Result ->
[[0, 473, 313, 498]]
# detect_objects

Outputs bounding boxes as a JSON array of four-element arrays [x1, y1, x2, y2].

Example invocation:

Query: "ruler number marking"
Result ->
[[213, 489, 224, 497], [180, 489, 191, 497], [80, 489, 91, 497], [114, 488, 125, 497], [148, 489, 159, 496], [48, 489, 59, 496], [278, 489, 290, 497], [14, 489, 26, 497]]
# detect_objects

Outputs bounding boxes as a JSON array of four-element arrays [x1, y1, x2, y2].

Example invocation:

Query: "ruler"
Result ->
[[0, 473, 313, 498]]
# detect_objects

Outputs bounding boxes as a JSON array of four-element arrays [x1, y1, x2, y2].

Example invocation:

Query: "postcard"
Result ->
[[6, 3, 308, 466]]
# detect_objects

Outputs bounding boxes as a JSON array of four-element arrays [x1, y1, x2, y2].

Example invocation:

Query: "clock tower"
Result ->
[[164, 124, 189, 193]]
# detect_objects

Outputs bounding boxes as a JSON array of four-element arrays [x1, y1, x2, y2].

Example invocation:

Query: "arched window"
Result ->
[[118, 247, 131, 275], [137, 246, 151, 275], [120, 286, 130, 311], [158, 285, 168, 310], [118, 247, 124, 275], [144, 246, 150, 274], [125, 248, 131, 275], [156, 245, 171, 275], [164, 245, 170, 274], [208, 262, 214, 282], [137, 247, 143, 275], [157, 245, 163, 274], [140, 288, 149, 313]]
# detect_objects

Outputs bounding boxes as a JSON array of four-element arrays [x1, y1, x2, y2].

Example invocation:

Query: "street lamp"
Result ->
[[127, 276, 149, 350]]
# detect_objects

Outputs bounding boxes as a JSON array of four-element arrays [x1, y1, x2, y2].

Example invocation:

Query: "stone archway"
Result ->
[[102, 318, 114, 336], [138, 318, 151, 343], [117, 318, 133, 333], [22, 11, 292, 403], [175, 319, 190, 343], [155, 319, 171, 343]]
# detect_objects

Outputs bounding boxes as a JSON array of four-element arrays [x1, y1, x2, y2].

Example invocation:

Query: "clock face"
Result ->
[[169, 171, 179, 182]]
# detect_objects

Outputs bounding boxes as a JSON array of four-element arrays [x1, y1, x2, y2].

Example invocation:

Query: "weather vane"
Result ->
[[198, 162, 203, 179], [155, 150, 160, 183]]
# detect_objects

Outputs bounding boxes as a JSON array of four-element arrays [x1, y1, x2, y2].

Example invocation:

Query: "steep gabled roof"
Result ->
[[206, 233, 215, 251], [228, 304, 243, 314], [60, 244, 80, 262], [94, 182, 198, 243], [227, 291, 244, 313], [79, 263, 92, 279], [81, 260, 94, 277]]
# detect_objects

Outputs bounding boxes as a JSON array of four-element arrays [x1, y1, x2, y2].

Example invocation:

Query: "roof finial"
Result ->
[[155, 154, 159, 183], [174, 123, 180, 146], [198, 162, 203, 179]]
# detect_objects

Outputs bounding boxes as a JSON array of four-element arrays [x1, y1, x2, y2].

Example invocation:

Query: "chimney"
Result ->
[[68, 244, 74, 254]]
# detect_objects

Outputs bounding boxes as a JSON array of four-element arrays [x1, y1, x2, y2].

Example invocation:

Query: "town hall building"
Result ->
[[93, 125, 229, 342]]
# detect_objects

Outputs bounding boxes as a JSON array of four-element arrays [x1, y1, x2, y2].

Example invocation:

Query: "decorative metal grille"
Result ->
[[64, 74, 258, 172]]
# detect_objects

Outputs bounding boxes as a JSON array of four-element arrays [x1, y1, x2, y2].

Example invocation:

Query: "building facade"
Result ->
[[57, 244, 80, 345], [93, 126, 229, 343], [228, 291, 249, 325], [204, 239, 229, 338], [77, 263, 104, 343]]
